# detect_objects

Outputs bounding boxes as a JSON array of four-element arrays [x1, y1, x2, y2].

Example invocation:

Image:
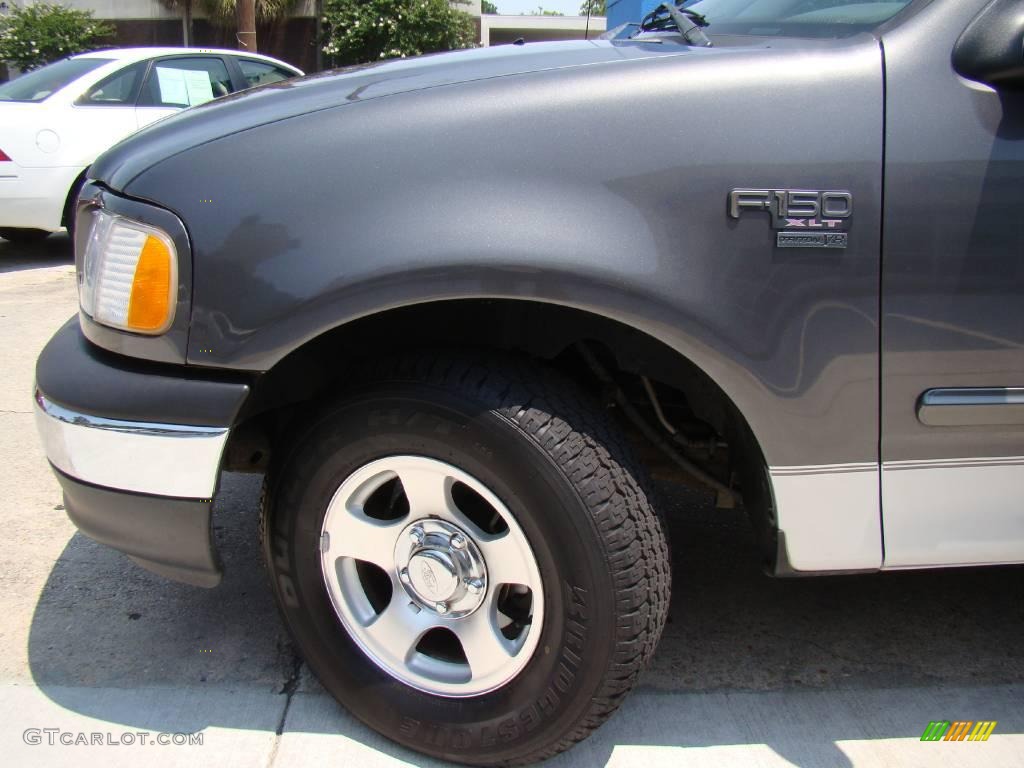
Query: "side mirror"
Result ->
[[952, 0, 1024, 90]]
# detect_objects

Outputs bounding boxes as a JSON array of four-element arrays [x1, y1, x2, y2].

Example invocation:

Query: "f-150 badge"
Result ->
[[728, 189, 852, 249]]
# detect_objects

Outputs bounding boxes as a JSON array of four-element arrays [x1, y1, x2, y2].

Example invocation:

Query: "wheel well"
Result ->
[[61, 168, 89, 230], [228, 299, 776, 565]]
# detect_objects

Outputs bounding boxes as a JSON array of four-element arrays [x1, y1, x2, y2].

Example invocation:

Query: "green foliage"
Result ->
[[529, 6, 564, 15], [579, 0, 606, 15], [481, 0, 498, 13], [321, 0, 477, 66], [0, 3, 113, 72], [197, 0, 298, 25]]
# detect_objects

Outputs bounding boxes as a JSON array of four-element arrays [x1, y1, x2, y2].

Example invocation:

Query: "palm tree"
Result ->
[[161, 0, 296, 49], [199, 0, 297, 27]]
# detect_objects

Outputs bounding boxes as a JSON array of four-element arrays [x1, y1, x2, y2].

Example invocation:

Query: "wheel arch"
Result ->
[[61, 167, 89, 231], [230, 297, 779, 569]]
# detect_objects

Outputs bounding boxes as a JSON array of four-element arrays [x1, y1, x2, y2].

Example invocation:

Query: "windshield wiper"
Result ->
[[639, 2, 713, 48]]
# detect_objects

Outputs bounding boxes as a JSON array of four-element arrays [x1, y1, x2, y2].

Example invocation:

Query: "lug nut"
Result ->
[[449, 533, 467, 550], [399, 567, 410, 583], [435, 601, 449, 614], [410, 527, 424, 545], [465, 577, 484, 594]]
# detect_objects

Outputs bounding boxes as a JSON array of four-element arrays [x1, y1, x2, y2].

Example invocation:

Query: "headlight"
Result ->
[[79, 209, 177, 335]]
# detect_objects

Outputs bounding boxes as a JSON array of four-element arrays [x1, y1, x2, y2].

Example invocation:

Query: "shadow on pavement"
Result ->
[[27, 474, 1024, 766], [0, 234, 73, 274]]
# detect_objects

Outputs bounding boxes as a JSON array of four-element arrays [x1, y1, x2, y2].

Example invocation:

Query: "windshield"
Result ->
[[678, 0, 913, 37], [0, 57, 111, 102]]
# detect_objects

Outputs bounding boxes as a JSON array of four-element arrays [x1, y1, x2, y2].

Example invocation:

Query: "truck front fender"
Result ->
[[124, 41, 886, 570]]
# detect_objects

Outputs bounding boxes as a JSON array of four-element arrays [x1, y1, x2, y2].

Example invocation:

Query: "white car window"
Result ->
[[138, 57, 233, 108], [238, 59, 295, 87], [77, 61, 147, 106], [154, 66, 215, 106], [0, 57, 111, 102]]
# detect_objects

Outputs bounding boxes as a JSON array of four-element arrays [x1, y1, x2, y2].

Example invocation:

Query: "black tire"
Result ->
[[0, 228, 50, 244], [262, 353, 670, 765]]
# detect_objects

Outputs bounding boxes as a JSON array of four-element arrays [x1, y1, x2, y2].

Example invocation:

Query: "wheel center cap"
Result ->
[[395, 518, 488, 617], [408, 551, 458, 601]]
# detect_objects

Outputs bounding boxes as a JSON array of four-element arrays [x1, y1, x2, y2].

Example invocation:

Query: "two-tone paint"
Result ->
[[79, 0, 1022, 574]]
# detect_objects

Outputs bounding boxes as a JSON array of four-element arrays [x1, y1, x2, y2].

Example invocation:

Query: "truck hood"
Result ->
[[91, 39, 711, 190]]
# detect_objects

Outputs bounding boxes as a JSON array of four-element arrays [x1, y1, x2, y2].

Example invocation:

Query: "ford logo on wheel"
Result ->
[[419, 560, 439, 596]]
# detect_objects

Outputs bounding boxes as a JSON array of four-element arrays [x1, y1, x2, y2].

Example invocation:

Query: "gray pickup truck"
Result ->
[[32, 0, 1023, 763]]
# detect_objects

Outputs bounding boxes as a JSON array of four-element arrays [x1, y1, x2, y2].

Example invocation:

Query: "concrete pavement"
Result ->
[[1, 234, 1022, 767]]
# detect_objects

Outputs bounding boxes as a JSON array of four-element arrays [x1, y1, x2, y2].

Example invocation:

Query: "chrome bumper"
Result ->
[[34, 390, 229, 499]]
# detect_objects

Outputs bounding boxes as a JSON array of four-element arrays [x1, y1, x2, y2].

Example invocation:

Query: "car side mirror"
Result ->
[[952, 0, 1024, 90]]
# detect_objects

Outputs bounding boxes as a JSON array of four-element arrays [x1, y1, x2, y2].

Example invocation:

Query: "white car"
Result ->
[[0, 47, 302, 244]]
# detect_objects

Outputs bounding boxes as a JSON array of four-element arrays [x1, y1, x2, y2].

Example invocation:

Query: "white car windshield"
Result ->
[[0, 57, 112, 102]]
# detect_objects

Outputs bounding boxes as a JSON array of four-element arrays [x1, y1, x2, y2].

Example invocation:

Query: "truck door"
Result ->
[[880, 0, 1024, 567]]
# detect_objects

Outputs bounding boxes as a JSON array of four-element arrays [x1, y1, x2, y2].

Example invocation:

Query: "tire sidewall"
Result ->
[[266, 382, 617, 762]]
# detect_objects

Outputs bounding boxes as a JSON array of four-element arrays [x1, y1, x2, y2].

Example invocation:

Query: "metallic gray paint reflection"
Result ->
[[97, 36, 885, 469], [881, 0, 1024, 463]]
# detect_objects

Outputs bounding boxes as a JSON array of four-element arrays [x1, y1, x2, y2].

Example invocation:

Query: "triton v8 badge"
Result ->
[[728, 189, 853, 249]]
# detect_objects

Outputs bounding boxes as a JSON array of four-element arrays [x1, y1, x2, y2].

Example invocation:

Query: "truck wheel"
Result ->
[[262, 354, 670, 765]]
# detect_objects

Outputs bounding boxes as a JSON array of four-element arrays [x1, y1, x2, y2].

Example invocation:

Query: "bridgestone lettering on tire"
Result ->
[[262, 354, 670, 765]]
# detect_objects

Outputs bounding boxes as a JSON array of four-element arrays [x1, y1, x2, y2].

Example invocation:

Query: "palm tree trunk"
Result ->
[[182, 0, 193, 46], [315, 0, 323, 71], [237, 0, 257, 52]]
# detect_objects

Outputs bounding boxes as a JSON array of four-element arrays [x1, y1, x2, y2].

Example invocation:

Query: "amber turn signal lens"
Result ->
[[127, 234, 173, 332]]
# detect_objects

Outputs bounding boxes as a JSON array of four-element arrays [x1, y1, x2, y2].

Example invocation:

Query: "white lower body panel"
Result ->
[[769, 463, 882, 572], [0, 164, 83, 231], [881, 456, 1024, 568]]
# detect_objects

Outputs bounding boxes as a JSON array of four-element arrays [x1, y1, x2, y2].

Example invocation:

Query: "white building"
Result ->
[[481, 14, 606, 46]]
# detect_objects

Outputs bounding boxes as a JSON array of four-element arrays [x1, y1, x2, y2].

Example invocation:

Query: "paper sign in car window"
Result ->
[[182, 69, 214, 105], [155, 67, 189, 106], [155, 67, 215, 106]]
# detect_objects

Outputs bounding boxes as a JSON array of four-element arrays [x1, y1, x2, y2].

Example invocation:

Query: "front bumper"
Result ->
[[36, 392, 229, 498], [34, 318, 252, 587]]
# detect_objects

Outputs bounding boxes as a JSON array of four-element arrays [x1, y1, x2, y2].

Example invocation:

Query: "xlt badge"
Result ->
[[728, 189, 853, 248]]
